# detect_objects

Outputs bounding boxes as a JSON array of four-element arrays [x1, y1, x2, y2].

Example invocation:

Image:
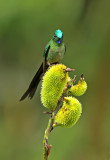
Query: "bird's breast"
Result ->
[[47, 44, 65, 64]]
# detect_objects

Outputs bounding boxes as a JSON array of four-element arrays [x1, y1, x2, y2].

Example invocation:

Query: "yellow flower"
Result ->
[[41, 64, 69, 111], [53, 97, 82, 127], [69, 74, 87, 96]]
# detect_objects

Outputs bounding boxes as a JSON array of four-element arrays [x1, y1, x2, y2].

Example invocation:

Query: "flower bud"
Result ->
[[53, 97, 82, 127], [69, 74, 87, 96], [41, 64, 69, 111]]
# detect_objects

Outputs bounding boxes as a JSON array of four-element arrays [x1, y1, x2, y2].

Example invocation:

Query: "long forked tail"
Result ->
[[20, 63, 43, 101]]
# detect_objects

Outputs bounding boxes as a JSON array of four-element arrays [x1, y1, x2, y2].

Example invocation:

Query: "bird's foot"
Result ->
[[47, 62, 53, 67]]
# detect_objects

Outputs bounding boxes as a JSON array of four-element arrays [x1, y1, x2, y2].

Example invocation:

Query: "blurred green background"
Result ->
[[0, 0, 110, 159]]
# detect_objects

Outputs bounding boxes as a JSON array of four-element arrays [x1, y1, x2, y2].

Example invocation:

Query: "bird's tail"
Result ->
[[20, 62, 43, 101]]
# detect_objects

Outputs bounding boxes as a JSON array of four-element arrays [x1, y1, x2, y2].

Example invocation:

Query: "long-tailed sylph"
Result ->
[[20, 29, 66, 101]]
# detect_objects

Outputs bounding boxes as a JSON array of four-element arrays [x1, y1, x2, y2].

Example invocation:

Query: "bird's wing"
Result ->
[[44, 41, 50, 58], [43, 42, 50, 72]]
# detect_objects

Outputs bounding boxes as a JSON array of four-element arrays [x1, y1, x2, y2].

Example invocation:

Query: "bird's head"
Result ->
[[53, 29, 63, 44]]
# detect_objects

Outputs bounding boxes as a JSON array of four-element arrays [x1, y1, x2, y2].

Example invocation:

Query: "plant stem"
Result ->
[[43, 100, 63, 160], [43, 112, 55, 160]]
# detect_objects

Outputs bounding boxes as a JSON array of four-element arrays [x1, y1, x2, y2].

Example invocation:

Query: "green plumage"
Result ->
[[44, 39, 65, 64]]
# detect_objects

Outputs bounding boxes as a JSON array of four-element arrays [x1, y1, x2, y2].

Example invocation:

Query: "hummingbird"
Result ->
[[20, 29, 66, 101]]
